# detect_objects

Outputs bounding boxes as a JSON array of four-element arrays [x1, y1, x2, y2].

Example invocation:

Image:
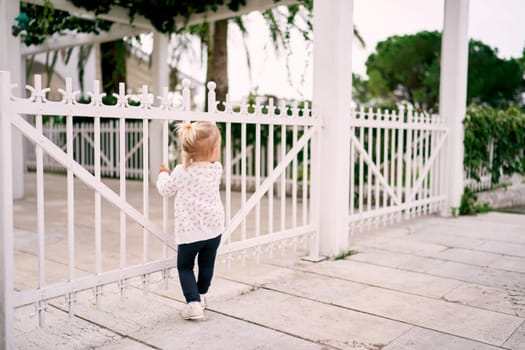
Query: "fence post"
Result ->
[[1, 0, 24, 200], [0, 70, 15, 349]]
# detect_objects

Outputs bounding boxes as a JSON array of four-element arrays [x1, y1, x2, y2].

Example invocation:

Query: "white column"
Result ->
[[0, 0, 24, 200], [149, 32, 169, 182], [312, 0, 353, 257], [439, 0, 469, 215], [0, 71, 15, 349]]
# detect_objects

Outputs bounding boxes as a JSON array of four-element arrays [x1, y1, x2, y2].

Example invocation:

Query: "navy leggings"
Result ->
[[177, 234, 221, 303]]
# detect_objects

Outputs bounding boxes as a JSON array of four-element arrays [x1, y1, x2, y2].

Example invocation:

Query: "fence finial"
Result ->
[[159, 86, 170, 110], [207, 81, 216, 113], [32, 74, 51, 103], [279, 100, 287, 117], [292, 101, 299, 118], [112, 82, 127, 107], [88, 80, 106, 106], [406, 104, 414, 122], [140, 85, 151, 109], [303, 101, 310, 118], [268, 98, 276, 116], [254, 96, 262, 116]]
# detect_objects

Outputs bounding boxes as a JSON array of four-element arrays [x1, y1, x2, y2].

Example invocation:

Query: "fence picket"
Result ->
[[349, 106, 448, 231], [35, 112, 46, 326]]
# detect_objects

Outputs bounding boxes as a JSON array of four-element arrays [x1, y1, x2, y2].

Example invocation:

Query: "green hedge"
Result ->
[[464, 105, 525, 184]]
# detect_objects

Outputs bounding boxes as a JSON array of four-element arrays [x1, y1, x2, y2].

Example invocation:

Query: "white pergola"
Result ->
[[0, 2, 469, 342]]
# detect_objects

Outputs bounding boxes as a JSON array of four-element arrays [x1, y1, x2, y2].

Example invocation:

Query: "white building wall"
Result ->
[[29, 45, 97, 96]]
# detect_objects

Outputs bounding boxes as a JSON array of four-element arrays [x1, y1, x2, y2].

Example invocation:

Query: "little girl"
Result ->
[[156, 121, 224, 320]]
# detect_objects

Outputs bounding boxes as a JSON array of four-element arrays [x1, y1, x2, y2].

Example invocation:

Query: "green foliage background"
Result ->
[[362, 31, 524, 110], [464, 105, 525, 184]]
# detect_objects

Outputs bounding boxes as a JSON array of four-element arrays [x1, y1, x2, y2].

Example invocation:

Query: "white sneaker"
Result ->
[[200, 294, 207, 310], [181, 301, 204, 320]]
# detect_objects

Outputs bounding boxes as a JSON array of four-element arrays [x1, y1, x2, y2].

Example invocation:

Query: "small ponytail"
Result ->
[[177, 122, 196, 145], [176, 121, 221, 168]]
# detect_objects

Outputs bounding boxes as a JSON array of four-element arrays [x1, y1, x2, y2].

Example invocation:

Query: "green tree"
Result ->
[[364, 31, 524, 110], [366, 31, 441, 109]]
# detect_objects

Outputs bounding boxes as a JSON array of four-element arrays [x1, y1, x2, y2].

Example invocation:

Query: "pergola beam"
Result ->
[[27, 0, 154, 30], [21, 23, 148, 56], [181, 0, 299, 28], [26, 0, 300, 31]]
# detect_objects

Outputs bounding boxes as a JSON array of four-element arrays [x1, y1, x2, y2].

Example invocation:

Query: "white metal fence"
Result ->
[[0, 72, 319, 343], [26, 120, 146, 178], [26, 120, 306, 195], [1, 70, 464, 347], [29, 115, 500, 195], [348, 106, 449, 234]]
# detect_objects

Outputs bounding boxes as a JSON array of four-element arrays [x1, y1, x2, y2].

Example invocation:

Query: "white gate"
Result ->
[[0, 72, 319, 337], [349, 106, 448, 233], [25, 120, 147, 179]]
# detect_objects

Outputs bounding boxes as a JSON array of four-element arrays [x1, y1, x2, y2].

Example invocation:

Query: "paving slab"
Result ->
[[444, 283, 525, 318], [422, 260, 525, 292], [280, 258, 463, 299], [407, 231, 487, 253], [14, 250, 91, 290], [352, 241, 525, 292], [431, 247, 502, 267], [65, 285, 326, 350], [382, 327, 502, 350], [95, 338, 154, 350], [346, 249, 525, 317], [212, 288, 411, 350], [476, 240, 525, 258], [490, 255, 525, 274], [504, 320, 525, 350], [353, 245, 525, 275], [358, 238, 449, 256], [262, 269, 522, 346], [415, 214, 525, 241], [346, 248, 416, 268], [15, 305, 127, 350]]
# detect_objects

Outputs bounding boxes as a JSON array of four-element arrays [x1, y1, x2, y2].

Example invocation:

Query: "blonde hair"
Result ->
[[177, 121, 221, 168]]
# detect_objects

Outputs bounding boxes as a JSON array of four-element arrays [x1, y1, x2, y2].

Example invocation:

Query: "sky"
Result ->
[[172, 0, 525, 102]]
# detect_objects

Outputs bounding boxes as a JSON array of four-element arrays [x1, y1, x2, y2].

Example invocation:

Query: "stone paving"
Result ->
[[12, 173, 525, 349]]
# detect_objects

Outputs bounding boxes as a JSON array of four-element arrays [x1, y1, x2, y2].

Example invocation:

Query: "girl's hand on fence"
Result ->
[[159, 164, 170, 174]]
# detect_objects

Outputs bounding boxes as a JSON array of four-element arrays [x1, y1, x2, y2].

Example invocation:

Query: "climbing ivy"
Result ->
[[464, 104, 525, 184], [66, 0, 263, 34], [13, 0, 113, 46]]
